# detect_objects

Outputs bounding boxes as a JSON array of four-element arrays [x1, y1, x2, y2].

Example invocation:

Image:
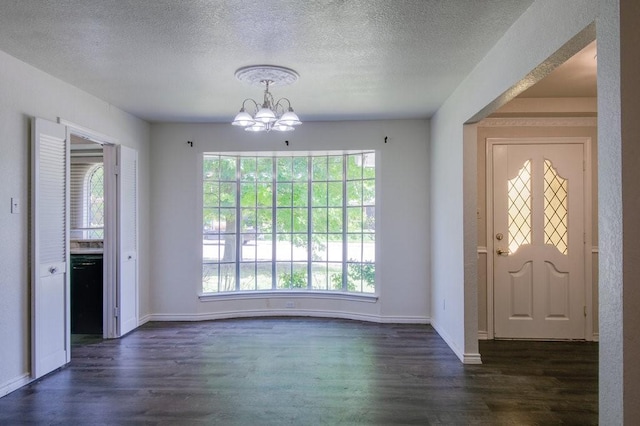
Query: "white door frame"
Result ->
[[485, 137, 593, 340], [58, 119, 120, 339]]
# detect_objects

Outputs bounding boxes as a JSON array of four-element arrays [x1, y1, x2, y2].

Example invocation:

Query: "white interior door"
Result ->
[[31, 117, 70, 378], [493, 143, 585, 339], [116, 145, 138, 336]]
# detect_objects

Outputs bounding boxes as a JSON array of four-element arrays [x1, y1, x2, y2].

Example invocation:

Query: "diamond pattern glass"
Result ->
[[544, 159, 568, 255], [508, 160, 531, 253]]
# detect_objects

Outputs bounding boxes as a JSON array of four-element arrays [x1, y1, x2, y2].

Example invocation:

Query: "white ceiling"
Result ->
[[519, 41, 597, 98], [0, 1, 548, 123]]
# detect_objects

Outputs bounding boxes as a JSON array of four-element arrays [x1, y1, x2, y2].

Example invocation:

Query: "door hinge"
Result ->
[[114, 307, 120, 318], [584, 306, 587, 317], [114, 165, 120, 175], [583, 160, 586, 171]]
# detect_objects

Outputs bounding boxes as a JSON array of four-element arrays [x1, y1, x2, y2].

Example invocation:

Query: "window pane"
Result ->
[[292, 208, 308, 233], [257, 208, 273, 234], [218, 263, 236, 292], [292, 183, 308, 207], [276, 262, 292, 289], [312, 182, 328, 206], [311, 262, 328, 290], [241, 209, 256, 230], [313, 157, 327, 180], [240, 157, 257, 182], [348, 207, 363, 233], [220, 183, 236, 207], [327, 236, 343, 262], [348, 234, 363, 262], [203, 239, 220, 262], [312, 208, 328, 233], [203, 187, 219, 208], [347, 181, 362, 206], [292, 157, 308, 181], [219, 235, 236, 262], [328, 156, 343, 180], [203, 156, 220, 180], [327, 182, 343, 206], [241, 236, 256, 260], [362, 153, 375, 179], [363, 179, 375, 205], [364, 206, 375, 231], [329, 263, 343, 290], [363, 233, 375, 262], [291, 234, 308, 261], [277, 183, 292, 206], [219, 209, 236, 233], [256, 239, 273, 262], [255, 157, 272, 180], [347, 154, 363, 180], [239, 263, 256, 290], [256, 183, 272, 207], [328, 208, 343, 233], [240, 183, 256, 207], [276, 208, 292, 233], [277, 157, 292, 181], [311, 233, 328, 261], [202, 263, 219, 293], [347, 263, 362, 292], [256, 263, 272, 290], [276, 234, 292, 261], [220, 157, 237, 181]]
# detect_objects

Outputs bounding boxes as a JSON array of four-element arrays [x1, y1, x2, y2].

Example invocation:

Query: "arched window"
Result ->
[[85, 164, 104, 239]]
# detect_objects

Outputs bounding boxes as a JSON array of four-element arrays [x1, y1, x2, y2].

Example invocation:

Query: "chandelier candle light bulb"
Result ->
[[231, 65, 302, 132]]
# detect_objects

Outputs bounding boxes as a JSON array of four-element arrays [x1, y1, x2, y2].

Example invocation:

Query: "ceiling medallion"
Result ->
[[231, 65, 302, 132]]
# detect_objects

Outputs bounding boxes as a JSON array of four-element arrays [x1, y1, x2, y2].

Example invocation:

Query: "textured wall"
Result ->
[[148, 120, 430, 323], [0, 49, 150, 396]]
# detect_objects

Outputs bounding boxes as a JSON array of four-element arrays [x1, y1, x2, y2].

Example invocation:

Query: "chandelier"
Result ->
[[231, 65, 302, 132]]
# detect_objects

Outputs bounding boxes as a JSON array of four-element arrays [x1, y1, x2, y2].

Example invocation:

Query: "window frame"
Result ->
[[201, 151, 376, 295]]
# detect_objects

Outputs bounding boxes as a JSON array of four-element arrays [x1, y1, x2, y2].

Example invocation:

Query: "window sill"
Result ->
[[199, 290, 378, 303]]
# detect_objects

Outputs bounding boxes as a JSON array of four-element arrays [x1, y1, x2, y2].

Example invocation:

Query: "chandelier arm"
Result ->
[[241, 98, 260, 114]]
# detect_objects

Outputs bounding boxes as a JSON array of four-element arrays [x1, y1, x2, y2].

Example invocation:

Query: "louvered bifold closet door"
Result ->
[[117, 145, 138, 336], [31, 118, 70, 378]]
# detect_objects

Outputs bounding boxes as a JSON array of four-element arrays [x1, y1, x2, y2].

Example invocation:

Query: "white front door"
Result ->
[[493, 142, 585, 339], [31, 118, 70, 378]]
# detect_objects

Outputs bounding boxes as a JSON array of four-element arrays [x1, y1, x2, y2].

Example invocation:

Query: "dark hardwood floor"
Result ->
[[0, 318, 598, 425]]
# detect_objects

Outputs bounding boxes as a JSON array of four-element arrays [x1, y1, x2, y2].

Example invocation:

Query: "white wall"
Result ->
[[430, 0, 598, 362], [148, 120, 430, 323], [0, 49, 151, 396], [430, 0, 640, 422]]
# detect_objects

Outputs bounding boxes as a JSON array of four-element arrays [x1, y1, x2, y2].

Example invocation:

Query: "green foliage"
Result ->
[[279, 270, 307, 289], [330, 261, 375, 291]]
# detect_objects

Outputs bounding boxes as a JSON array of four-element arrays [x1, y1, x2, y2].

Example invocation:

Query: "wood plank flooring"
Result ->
[[0, 318, 598, 425]]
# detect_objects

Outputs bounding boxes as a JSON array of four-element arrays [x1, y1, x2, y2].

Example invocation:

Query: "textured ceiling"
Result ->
[[519, 41, 597, 98], [0, 0, 537, 123]]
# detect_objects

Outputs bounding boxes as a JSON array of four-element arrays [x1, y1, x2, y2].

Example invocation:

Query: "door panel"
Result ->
[[493, 143, 585, 339], [31, 118, 69, 378], [117, 145, 138, 336]]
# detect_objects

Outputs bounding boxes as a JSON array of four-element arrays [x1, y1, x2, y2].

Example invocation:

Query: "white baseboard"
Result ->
[[1, 373, 31, 398], [138, 313, 152, 326], [144, 309, 430, 325], [431, 319, 482, 364]]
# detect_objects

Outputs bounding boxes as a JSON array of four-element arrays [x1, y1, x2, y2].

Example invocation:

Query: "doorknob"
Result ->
[[496, 248, 510, 256], [49, 266, 58, 274]]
